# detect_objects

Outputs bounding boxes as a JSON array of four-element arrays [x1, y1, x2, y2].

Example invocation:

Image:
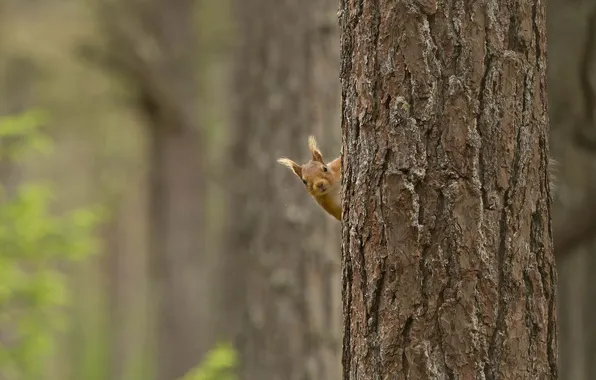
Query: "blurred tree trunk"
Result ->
[[308, 14, 343, 379], [221, 0, 341, 379], [548, 1, 596, 379], [92, 1, 208, 379], [339, 0, 557, 379], [100, 188, 147, 380], [100, 213, 126, 380], [146, 108, 205, 380], [0, 56, 37, 193]]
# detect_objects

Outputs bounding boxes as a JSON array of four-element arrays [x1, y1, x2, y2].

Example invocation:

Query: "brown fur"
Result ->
[[278, 136, 341, 220]]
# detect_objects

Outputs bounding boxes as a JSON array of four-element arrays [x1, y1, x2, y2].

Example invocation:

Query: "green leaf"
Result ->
[[180, 342, 238, 380], [0, 111, 103, 379]]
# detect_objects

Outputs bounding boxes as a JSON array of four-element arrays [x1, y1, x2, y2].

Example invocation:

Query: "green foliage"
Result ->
[[0, 110, 53, 159], [0, 111, 104, 380], [180, 343, 238, 380]]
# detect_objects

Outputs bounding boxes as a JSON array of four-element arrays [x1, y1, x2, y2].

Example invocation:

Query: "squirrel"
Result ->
[[278, 137, 559, 222], [278, 136, 342, 221]]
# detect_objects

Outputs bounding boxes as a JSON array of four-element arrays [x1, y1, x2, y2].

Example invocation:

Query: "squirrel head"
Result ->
[[278, 136, 337, 197]]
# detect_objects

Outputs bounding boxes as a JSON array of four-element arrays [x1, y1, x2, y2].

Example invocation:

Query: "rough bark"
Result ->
[[339, 0, 558, 379], [223, 0, 341, 379], [93, 1, 208, 379]]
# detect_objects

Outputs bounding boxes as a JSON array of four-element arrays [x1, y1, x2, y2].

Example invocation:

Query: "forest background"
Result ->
[[0, 0, 594, 379]]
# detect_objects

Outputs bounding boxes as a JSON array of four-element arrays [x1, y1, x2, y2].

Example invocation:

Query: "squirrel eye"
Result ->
[[322, 166, 328, 172], [302, 179, 307, 185]]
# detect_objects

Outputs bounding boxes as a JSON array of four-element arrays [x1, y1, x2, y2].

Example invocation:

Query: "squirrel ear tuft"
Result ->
[[308, 136, 324, 163], [278, 158, 303, 178]]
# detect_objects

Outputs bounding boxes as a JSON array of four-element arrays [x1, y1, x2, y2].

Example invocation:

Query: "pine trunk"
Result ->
[[339, 0, 558, 378]]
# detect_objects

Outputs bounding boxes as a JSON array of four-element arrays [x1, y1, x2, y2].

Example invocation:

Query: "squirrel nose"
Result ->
[[316, 182, 325, 190]]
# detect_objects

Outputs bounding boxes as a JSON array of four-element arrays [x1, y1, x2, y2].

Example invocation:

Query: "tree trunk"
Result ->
[[547, 1, 596, 378], [147, 119, 205, 380], [222, 0, 341, 379], [339, 0, 558, 379], [93, 1, 208, 379]]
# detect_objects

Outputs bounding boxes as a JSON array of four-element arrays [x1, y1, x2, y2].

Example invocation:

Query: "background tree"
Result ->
[[90, 1, 208, 379], [221, 0, 342, 378], [339, 0, 557, 378], [548, 1, 596, 378]]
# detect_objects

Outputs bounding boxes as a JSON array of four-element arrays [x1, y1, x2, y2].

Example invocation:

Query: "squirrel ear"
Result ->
[[277, 158, 303, 178], [308, 135, 324, 163]]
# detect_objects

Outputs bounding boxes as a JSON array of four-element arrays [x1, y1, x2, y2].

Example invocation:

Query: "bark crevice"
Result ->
[[340, 0, 557, 378]]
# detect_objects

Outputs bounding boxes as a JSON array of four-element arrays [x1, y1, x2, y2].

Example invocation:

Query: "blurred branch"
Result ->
[[76, 0, 195, 132]]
